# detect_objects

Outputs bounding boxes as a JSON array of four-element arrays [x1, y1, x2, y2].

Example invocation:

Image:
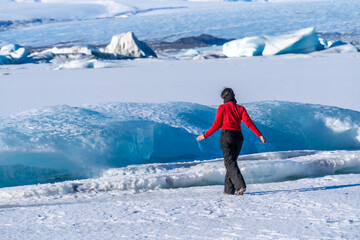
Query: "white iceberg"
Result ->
[[104, 32, 157, 58], [223, 27, 323, 57], [40, 46, 99, 55]]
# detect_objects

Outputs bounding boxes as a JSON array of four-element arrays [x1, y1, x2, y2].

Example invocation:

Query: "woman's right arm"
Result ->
[[197, 106, 224, 141]]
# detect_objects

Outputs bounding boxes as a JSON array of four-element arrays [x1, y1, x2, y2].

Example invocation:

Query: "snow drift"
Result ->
[[223, 27, 324, 57], [0, 101, 360, 187]]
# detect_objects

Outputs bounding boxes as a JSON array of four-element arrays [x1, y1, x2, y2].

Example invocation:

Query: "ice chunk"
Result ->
[[171, 45, 224, 59], [223, 36, 266, 57], [324, 43, 358, 54], [1, 44, 22, 53], [263, 27, 323, 55], [30, 46, 102, 63], [0, 55, 11, 65], [318, 37, 329, 48], [40, 46, 99, 55], [104, 32, 157, 58], [56, 59, 122, 70], [0, 44, 31, 64], [223, 27, 323, 57], [182, 49, 201, 58], [329, 40, 347, 48], [310, 40, 358, 54]]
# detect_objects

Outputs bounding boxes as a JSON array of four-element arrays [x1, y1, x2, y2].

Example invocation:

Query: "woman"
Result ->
[[197, 88, 266, 195]]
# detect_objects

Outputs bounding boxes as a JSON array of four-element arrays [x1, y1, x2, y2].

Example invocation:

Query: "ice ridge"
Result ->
[[0, 101, 360, 187]]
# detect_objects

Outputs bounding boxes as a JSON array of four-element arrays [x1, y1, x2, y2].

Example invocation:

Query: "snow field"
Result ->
[[1, 52, 360, 116], [0, 174, 359, 239]]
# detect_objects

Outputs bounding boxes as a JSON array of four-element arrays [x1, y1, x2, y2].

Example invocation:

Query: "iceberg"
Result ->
[[223, 27, 324, 57], [0, 44, 32, 65], [223, 36, 266, 57], [0, 101, 360, 187], [39, 46, 99, 55], [104, 32, 157, 58]]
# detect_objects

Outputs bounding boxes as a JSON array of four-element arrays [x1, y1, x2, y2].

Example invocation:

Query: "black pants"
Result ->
[[220, 130, 245, 194]]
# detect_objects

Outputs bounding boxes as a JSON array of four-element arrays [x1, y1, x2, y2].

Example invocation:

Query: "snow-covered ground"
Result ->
[[1, 173, 360, 239], [1, 0, 360, 238], [1, 52, 360, 116]]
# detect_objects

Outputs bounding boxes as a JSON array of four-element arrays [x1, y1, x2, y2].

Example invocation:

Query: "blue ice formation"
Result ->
[[0, 44, 34, 65], [0, 101, 360, 187], [223, 27, 344, 57]]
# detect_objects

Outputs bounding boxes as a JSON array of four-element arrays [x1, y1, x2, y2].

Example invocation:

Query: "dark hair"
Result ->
[[221, 88, 237, 104], [221, 88, 235, 99]]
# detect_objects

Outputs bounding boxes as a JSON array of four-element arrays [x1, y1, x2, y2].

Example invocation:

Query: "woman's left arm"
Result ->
[[242, 107, 266, 143]]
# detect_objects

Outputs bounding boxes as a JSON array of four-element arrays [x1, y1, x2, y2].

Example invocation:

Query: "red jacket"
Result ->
[[204, 102, 262, 138]]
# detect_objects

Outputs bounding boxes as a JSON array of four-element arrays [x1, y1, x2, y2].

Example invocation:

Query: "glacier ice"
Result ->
[[223, 36, 266, 57], [322, 43, 358, 54], [223, 27, 324, 57], [104, 32, 157, 58], [0, 101, 360, 187], [0, 44, 32, 64], [0, 28, 358, 67], [39, 46, 99, 56]]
